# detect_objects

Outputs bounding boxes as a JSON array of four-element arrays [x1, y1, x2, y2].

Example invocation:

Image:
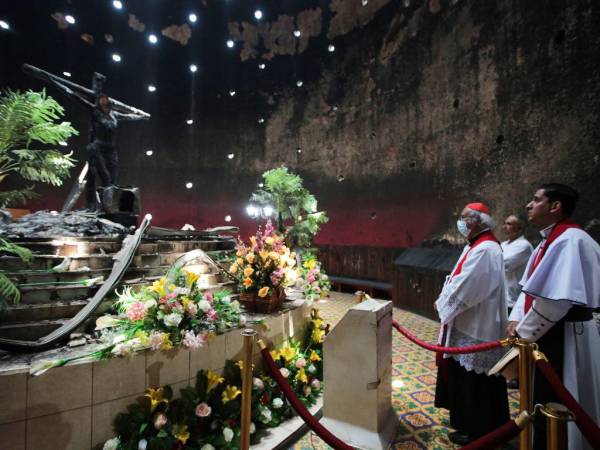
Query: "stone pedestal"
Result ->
[[321, 298, 397, 450]]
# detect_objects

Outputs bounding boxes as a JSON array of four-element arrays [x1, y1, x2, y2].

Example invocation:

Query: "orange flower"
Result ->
[[243, 266, 254, 277], [244, 277, 253, 288], [258, 286, 269, 297]]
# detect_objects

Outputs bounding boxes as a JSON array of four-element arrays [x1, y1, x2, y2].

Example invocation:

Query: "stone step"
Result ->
[[2, 300, 90, 322], [0, 318, 69, 341]]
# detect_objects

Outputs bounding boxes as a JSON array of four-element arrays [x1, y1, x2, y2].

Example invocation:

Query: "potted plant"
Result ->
[[229, 221, 297, 313]]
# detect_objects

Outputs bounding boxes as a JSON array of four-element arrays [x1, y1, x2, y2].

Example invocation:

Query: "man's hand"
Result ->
[[506, 321, 519, 337]]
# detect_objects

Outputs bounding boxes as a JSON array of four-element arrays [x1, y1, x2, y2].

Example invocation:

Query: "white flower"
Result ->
[[239, 314, 247, 325], [172, 287, 190, 296], [200, 445, 215, 450], [253, 377, 264, 390], [138, 439, 148, 450], [260, 407, 272, 423], [103, 437, 120, 450], [112, 333, 127, 344], [307, 364, 317, 374], [221, 296, 231, 304], [198, 300, 211, 313], [310, 379, 321, 390], [163, 313, 183, 327], [182, 330, 204, 349], [231, 300, 240, 311], [279, 367, 290, 378], [144, 299, 157, 309], [223, 427, 234, 442], [303, 386, 312, 396], [322, 274, 329, 280], [250, 422, 256, 434], [272, 397, 283, 409]]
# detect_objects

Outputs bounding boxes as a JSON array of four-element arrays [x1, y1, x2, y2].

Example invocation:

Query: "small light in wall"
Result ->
[[229, 90, 236, 96], [328, 44, 335, 52], [0, 20, 10, 30], [186, 119, 194, 125], [403, 0, 411, 6], [246, 205, 258, 217], [293, 29, 301, 37], [296, 80, 303, 87], [113, 0, 123, 10], [59, 141, 68, 146], [227, 153, 235, 159], [147, 85, 156, 92], [112, 53, 122, 62], [145, 150, 153, 156], [362, 0, 369, 6], [148, 33, 158, 44], [189, 64, 198, 73], [65, 14, 76, 24], [263, 206, 274, 217], [337, 174, 345, 182], [226, 39, 234, 48], [188, 13, 197, 23], [254, 9, 263, 20], [224, 215, 232, 222], [258, 63, 266, 70], [185, 182, 193, 189], [258, 118, 265, 124], [297, 147, 302, 153], [333, 105, 339, 111], [258, 183, 264, 188], [62, 71, 72, 77]]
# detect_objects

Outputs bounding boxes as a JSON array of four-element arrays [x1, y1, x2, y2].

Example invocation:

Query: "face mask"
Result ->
[[456, 219, 470, 237]]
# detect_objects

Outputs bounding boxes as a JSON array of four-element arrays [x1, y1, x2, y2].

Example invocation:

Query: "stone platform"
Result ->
[[0, 300, 311, 450]]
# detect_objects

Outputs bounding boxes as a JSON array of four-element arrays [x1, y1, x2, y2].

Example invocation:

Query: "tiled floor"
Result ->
[[291, 292, 519, 450]]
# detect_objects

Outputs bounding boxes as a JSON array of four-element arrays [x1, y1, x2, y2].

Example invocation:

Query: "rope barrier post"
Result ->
[[240, 328, 257, 450], [540, 403, 575, 450], [516, 339, 535, 450]]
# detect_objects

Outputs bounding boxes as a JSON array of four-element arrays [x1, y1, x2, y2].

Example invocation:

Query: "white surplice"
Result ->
[[501, 235, 533, 307], [509, 226, 600, 450], [436, 240, 508, 373]]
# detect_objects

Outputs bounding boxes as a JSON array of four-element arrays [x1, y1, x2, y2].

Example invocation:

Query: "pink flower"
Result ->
[[204, 292, 214, 303], [310, 379, 321, 390], [195, 402, 212, 417], [126, 302, 147, 321], [182, 330, 204, 349], [207, 309, 217, 321], [279, 368, 290, 378], [154, 413, 167, 429], [295, 358, 306, 369], [264, 220, 275, 236]]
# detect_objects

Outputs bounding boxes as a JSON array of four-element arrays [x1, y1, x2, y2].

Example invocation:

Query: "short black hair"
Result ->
[[540, 183, 579, 217]]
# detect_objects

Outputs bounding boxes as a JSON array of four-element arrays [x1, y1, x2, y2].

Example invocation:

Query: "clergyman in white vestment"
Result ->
[[500, 215, 533, 312]]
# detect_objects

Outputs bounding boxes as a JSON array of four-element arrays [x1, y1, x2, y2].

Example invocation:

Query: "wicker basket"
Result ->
[[239, 288, 285, 313]]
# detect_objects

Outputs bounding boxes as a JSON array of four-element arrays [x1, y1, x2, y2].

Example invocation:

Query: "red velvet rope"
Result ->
[[459, 419, 521, 450], [260, 347, 355, 450], [536, 359, 600, 448], [392, 320, 504, 354]]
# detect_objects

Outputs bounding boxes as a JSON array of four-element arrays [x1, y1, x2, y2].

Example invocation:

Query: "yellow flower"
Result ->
[[268, 251, 280, 261], [312, 328, 325, 344], [184, 270, 199, 287], [236, 360, 255, 371], [244, 277, 253, 288], [237, 257, 244, 266], [207, 370, 224, 392], [229, 263, 238, 274], [161, 335, 173, 350], [244, 266, 254, 277], [280, 345, 296, 363], [265, 236, 275, 245], [173, 424, 190, 444], [144, 387, 169, 411], [309, 350, 321, 362], [270, 349, 280, 360], [245, 253, 255, 264], [221, 385, 242, 404], [303, 259, 316, 270], [134, 330, 149, 347], [295, 367, 308, 383], [250, 236, 257, 246], [168, 283, 176, 292], [259, 250, 269, 261], [151, 278, 167, 297], [258, 286, 269, 297]]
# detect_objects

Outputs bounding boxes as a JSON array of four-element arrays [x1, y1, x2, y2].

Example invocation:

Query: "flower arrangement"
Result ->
[[230, 220, 297, 300], [103, 308, 329, 450], [296, 252, 331, 301]]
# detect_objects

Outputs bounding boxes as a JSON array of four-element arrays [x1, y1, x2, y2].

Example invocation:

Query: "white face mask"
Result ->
[[456, 219, 470, 237]]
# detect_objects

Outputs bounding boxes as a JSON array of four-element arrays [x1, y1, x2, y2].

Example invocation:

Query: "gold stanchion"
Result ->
[[354, 290, 366, 303], [516, 339, 535, 450], [240, 329, 257, 450], [539, 403, 575, 450]]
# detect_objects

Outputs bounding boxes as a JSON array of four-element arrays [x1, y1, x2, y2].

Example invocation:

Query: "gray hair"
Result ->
[[464, 208, 495, 229]]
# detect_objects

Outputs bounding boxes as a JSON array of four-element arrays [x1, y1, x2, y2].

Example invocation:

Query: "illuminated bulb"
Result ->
[[229, 90, 236, 96], [362, 0, 368, 5], [112, 53, 122, 62], [189, 64, 198, 73], [113, 0, 123, 9], [59, 141, 68, 146], [254, 10, 263, 20], [148, 33, 158, 44], [145, 213, 153, 220], [296, 80, 303, 87], [65, 15, 76, 24], [145, 150, 153, 156], [293, 30, 301, 37], [258, 183, 264, 188], [226, 39, 234, 48], [147, 85, 156, 92], [297, 147, 302, 153], [328, 44, 335, 52], [0, 20, 10, 30], [188, 13, 197, 23], [258, 118, 265, 124], [185, 182, 193, 189], [258, 63, 266, 70], [263, 206, 273, 217], [224, 215, 232, 222], [186, 119, 194, 125], [62, 71, 71, 77], [227, 153, 235, 159], [246, 205, 258, 217]]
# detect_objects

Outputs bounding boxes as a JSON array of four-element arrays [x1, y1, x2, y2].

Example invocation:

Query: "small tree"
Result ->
[[249, 167, 328, 249], [0, 89, 78, 310]]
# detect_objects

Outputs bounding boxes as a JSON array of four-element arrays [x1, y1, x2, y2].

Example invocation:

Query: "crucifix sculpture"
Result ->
[[22, 64, 150, 212]]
